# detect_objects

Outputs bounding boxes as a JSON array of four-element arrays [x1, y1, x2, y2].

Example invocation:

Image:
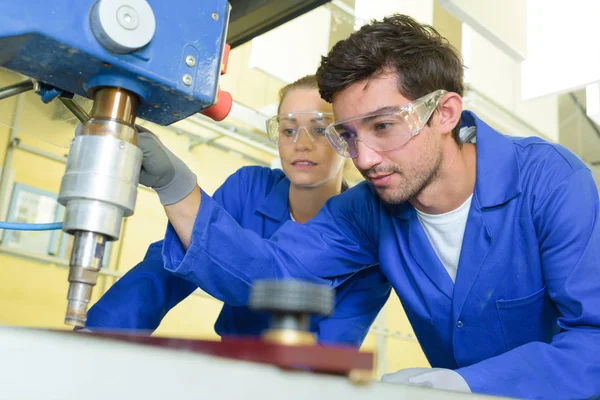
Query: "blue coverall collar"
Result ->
[[392, 110, 522, 220], [255, 174, 291, 222], [465, 110, 522, 209]]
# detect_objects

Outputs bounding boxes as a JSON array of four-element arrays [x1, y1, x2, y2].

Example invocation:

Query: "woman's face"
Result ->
[[276, 88, 345, 188]]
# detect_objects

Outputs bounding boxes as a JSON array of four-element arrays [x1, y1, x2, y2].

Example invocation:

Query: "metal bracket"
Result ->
[[58, 97, 90, 123], [0, 79, 35, 101]]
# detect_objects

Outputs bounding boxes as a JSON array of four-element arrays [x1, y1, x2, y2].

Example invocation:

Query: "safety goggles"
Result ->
[[266, 111, 334, 146], [324, 90, 448, 158]]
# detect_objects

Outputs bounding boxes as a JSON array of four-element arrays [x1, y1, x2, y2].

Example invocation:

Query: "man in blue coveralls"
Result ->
[[137, 14, 600, 399]]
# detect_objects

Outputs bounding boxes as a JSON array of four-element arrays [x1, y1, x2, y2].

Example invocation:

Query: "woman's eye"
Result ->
[[280, 128, 296, 136]]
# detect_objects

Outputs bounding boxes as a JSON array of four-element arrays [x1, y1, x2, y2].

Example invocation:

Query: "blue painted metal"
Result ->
[[0, 0, 229, 125]]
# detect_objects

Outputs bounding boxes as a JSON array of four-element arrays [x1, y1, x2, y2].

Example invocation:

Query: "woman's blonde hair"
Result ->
[[277, 75, 319, 113]]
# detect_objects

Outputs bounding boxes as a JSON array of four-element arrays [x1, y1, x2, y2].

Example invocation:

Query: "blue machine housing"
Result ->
[[0, 0, 229, 125]]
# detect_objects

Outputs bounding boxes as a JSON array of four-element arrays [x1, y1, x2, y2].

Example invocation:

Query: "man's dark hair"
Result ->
[[316, 14, 464, 143]]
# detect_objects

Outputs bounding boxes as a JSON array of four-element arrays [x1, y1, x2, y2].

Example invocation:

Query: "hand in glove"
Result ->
[[136, 126, 197, 206], [381, 368, 471, 393]]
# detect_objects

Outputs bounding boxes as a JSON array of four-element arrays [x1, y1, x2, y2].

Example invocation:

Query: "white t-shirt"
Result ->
[[415, 194, 473, 283], [413, 125, 477, 283]]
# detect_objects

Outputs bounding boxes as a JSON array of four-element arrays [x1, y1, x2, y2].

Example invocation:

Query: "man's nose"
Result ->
[[353, 140, 383, 171]]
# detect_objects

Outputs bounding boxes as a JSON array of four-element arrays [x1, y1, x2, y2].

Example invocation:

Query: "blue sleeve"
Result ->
[[86, 241, 197, 331], [163, 182, 380, 306], [457, 168, 600, 399], [86, 168, 249, 331], [315, 266, 391, 348]]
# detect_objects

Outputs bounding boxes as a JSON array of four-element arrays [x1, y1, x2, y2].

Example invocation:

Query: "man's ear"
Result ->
[[436, 92, 462, 136]]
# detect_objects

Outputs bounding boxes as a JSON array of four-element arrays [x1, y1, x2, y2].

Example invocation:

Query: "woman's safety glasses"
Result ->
[[324, 90, 448, 158], [266, 111, 334, 147]]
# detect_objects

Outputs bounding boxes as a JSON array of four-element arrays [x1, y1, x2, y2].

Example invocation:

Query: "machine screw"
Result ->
[[117, 6, 140, 30], [182, 74, 193, 86], [212, 12, 219, 20], [185, 56, 196, 67]]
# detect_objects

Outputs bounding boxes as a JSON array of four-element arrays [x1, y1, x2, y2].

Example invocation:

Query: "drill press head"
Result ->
[[0, 0, 231, 326]]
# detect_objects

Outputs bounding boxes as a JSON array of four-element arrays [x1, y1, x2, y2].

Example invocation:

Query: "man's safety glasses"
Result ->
[[324, 90, 447, 158]]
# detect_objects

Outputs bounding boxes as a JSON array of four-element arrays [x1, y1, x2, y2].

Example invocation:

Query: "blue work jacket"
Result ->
[[86, 167, 391, 347], [163, 111, 600, 399]]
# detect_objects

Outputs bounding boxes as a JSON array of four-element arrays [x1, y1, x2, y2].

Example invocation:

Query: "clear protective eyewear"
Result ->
[[325, 90, 448, 158], [266, 111, 334, 147]]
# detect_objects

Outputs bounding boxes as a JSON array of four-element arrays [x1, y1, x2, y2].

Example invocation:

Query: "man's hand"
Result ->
[[381, 368, 471, 393], [137, 126, 197, 206]]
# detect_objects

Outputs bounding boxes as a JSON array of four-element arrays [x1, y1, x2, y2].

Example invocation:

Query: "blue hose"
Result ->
[[0, 221, 63, 231]]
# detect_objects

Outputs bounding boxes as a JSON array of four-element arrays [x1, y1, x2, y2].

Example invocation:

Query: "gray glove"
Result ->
[[137, 126, 197, 205], [381, 368, 471, 393]]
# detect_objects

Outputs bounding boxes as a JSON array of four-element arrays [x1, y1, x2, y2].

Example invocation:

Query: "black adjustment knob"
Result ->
[[250, 280, 335, 345], [249, 280, 334, 316]]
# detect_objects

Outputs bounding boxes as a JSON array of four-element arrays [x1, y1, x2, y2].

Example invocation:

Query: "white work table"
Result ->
[[0, 326, 511, 400]]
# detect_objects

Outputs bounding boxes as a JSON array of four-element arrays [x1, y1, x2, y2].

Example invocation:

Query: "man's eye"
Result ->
[[374, 122, 393, 131], [340, 131, 355, 140]]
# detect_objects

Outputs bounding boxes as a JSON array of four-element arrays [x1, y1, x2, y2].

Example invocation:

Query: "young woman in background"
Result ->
[[85, 75, 390, 347]]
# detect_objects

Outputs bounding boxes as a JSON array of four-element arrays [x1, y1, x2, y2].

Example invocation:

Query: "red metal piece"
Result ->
[[200, 89, 232, 121], [221, 43, 231, 75], [68, 330, 373, 375]]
